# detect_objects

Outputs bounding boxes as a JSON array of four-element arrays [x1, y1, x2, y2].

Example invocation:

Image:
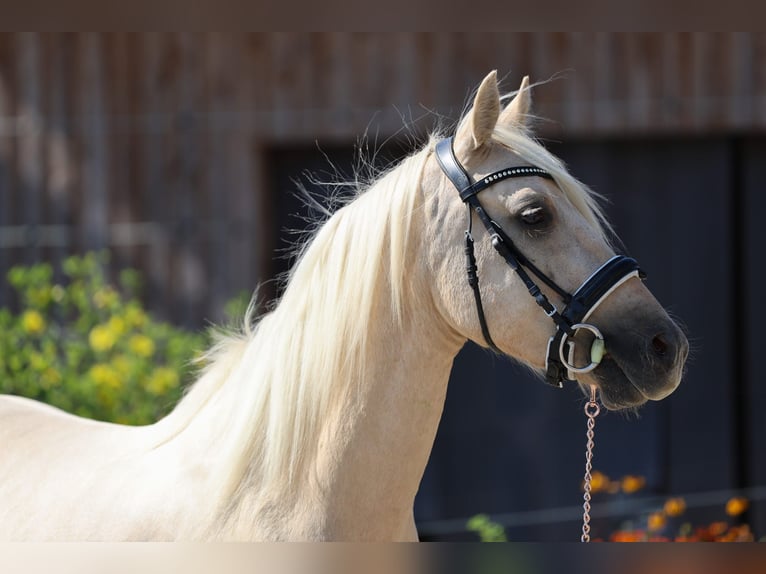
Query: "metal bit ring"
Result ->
[[558, 323, 604, 374]]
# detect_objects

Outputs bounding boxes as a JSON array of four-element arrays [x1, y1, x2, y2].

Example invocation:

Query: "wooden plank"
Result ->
[[139, 32, 170, 319], [691, 32, 712, 130], [728, 33, 755, 129], [660, 33, 683, 130], [78, 33, 109, 252], [270, 32, 290, 139], [42, 33, 75, 282], [174, 32, 204, 327], [225, 35, 258, 317], [0, 34, 16, 305], [16, 33, 43, 263], [204, 32, 230, 324], [755, 35, 766, 126], [104, 33, 135, 279]]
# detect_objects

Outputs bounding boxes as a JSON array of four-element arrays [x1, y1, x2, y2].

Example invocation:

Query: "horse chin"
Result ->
[[581, 356, 649, 411]]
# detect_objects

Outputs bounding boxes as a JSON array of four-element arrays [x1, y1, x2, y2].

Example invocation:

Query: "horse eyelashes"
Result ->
[[519, 206, 546, 226]]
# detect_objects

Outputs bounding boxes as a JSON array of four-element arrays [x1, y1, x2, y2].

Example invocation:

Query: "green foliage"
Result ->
[[0, 252, 207, 425], [466, 514, 508, 542]]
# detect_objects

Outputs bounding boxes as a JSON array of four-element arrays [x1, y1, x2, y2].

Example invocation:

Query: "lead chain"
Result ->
[[581, 385, 601, 543]]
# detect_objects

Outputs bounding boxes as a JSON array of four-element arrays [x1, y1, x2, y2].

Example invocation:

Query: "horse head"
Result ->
[[423, 71, 688, 410]]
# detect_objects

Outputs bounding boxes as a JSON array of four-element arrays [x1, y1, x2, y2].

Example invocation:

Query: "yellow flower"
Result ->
[[647, 512, 666, 531], [129, 334, 155, 358], [663, 497, 687, 517], [725, 497, 749, 516], [93, 287, 118, 309], [145, 366, 179, 395], [97, 387, 116, 409], [124, 305, 147, 328], [28, 287, 51, 307], [89, 324, 117, 352], [41, 368, 62, 388], [89, 363, 122, 389], [621, 475, 646, 494], [112, 354, 132, 376], [107, 315, 126, 336], [21, 309, 45, 334], [28, 352, 48, 371]]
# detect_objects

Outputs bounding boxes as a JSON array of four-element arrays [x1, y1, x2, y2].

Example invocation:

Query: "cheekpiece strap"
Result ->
[[435, 138, 472, 196]]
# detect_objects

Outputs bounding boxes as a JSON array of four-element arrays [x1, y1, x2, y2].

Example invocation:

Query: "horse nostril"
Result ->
[[652, 335, 669, 357]]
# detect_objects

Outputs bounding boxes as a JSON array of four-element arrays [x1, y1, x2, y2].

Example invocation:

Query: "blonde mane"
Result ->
[[155, 116, 609, 526], [157, 140, 436, 518]]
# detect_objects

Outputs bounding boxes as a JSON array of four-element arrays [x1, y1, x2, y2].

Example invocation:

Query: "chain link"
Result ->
[[581, 385, 601, 542]]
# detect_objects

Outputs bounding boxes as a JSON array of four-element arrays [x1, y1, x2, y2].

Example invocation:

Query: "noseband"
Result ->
[[435, 137, 645, 387]]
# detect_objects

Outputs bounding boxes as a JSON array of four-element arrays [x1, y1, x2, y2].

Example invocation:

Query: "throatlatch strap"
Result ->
[[464, 232, 503, 354]]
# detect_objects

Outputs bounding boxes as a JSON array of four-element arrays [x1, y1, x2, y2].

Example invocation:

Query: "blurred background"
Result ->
[[0, 32, 764, 541]]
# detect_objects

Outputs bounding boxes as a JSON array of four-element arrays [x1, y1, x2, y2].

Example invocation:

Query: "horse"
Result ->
[[0, 71, 688, 541]]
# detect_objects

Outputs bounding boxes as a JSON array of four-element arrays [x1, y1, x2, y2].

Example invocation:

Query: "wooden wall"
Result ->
[[1, 33, 764, 323]]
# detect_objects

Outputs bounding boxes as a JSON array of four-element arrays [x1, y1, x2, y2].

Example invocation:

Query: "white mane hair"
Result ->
[[152, 107, 609, 529], [155, 139, 436, 523]]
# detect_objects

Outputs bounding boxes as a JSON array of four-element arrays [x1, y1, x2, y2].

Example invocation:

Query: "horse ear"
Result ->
[[455, 70, 501, 152], [498, 75, 532, 130]]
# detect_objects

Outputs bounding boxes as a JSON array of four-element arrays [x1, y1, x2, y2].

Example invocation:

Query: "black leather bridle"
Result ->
[[435, 137, 645, 387]]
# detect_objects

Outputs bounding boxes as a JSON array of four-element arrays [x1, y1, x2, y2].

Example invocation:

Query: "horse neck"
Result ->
[[303, 289, 463, 539], [230, 221, 464, 539]]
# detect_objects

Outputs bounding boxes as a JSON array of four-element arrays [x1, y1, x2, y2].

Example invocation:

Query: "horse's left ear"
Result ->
[[498, 75, 532, 130], [455, 70, 501, 153]]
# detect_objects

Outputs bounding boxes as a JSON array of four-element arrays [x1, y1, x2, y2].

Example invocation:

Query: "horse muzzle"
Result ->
[[585, 317, 689, 410]]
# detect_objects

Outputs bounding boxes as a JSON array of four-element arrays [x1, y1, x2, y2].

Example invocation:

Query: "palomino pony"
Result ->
[[0, 72, 688, 541]]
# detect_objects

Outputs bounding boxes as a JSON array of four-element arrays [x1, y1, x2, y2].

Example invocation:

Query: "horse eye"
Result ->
[[520, 206, 546, 226]]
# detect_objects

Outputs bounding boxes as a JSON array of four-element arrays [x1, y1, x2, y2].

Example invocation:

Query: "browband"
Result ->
[[435, 141, 554, 202]]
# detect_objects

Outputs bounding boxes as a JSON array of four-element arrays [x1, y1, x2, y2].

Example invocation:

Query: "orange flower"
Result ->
[[647, 512, 666, 531], [621, 475, 646, 494], [695, 522, 729, 541], [663, 497, 687, 517], [589, 471, 610, 493], [728, 524, 754, 542], [725, 497, 749, 516], [610, 530, 645, 542], [715, 525, 753, 542]]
